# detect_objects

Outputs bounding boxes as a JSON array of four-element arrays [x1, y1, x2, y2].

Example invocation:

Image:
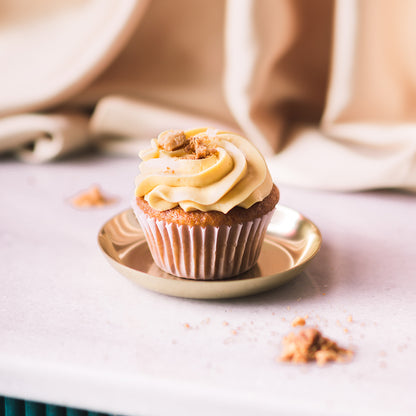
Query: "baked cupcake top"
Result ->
[[135, 128, 274, 214]]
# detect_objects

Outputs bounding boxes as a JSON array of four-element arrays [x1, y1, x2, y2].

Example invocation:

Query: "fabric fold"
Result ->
[[90, 96, 237, 155], [1, 0, 416, 193], [0, 0, 150, 117], [0, 113, 90, 163]]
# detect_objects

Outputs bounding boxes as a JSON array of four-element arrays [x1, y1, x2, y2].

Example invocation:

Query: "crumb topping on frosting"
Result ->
[[157, 130, 187, 151], [184, 135, 217, 159], [135, 128, 274, 213], [157, 130, 217, 159]]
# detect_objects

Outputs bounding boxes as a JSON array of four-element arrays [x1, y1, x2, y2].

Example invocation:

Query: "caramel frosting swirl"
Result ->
[[135, 128, 273, 213]]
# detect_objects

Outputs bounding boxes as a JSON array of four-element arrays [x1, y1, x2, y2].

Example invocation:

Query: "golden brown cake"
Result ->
[[132, 128, 279, 280], [135, 184, 279, 227]]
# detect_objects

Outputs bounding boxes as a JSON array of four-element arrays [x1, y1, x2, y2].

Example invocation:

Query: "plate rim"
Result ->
[[97, 205, 322, 297]]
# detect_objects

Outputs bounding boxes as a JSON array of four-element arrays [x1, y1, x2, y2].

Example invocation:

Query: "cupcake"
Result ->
[[132, 128, 279, 280]]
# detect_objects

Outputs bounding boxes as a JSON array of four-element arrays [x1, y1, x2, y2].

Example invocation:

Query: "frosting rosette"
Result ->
[[135, 128, 273, 213]]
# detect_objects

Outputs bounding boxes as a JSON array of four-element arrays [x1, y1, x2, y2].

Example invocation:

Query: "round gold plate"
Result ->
[[98, 206, 321, 299]]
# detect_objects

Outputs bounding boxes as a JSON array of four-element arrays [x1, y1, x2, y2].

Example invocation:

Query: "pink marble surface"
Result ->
[[1, 154, 415, 416]]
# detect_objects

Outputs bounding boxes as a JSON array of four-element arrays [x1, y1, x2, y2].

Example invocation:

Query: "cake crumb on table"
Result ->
[[279, 328, 353, 365], [70, 185, 116, 208], [292, 316, 306, 327]]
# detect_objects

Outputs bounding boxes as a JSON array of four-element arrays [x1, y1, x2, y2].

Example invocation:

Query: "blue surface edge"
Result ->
[[0, 396, 120, 416]]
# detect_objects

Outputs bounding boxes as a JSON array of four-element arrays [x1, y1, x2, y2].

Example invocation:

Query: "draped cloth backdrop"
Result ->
[[1, 0, 416, 191]]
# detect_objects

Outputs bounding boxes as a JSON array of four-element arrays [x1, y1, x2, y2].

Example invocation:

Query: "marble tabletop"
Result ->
[[1, 154, 415, 416]]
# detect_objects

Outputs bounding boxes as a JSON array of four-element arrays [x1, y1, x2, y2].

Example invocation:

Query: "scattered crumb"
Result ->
[[223, 321, 229, 326], [231, 330, 238, 335], [336, 320, 341, 327], [321, 293, 326, 296], [347, 315, 353, 323], [183, 323, 191, 329], [379, 350, 387, 357], [379, 361, 387, 369], [286, 306, 291, 311], [279, 328, 353, 366], [304, 314, 309, 319], [343, 328, 349, 334], [70, 185, 116, 208], [281, 317, 286, 322], [292, 317, 306, 327]]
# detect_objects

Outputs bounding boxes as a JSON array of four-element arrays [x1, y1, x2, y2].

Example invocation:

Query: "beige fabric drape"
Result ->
[[1, 0, 416, 191]]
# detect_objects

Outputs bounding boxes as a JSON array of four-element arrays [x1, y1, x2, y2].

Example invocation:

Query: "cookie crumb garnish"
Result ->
[[156, 130, 217, 159], [157, 130, 187, 151], [279, 328, 353, 365], [184, 135, 217, 159]]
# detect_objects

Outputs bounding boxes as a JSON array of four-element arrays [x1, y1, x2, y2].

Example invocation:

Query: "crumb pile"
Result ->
[[280, 328, 353, 365], [70, 186, 115, 208]]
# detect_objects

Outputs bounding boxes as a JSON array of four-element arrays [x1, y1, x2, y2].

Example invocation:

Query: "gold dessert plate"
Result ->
[[98, 206, 321, 299]]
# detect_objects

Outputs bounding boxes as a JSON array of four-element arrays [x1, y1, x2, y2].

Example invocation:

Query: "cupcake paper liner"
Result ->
[[133, 205, 274, 280]]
